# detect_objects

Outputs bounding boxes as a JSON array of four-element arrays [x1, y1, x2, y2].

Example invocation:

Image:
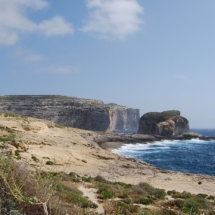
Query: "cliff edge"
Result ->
[[0, 95, 139, 132], [138, 110, 190, 137]]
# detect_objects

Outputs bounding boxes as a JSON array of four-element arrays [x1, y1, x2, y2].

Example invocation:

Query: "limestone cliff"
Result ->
[[0, 95, 139, 132], [138, 110, 189, 137]]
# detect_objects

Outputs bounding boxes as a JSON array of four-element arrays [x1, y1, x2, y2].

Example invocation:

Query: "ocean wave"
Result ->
[[112, 139, 211, 154], [112, 139, 215, 176]]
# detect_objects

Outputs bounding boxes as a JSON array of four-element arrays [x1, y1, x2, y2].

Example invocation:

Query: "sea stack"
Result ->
[[138, 110, 190, 137]]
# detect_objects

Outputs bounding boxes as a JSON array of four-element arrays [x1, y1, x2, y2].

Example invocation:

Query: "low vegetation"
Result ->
[[0, 155, 98, 215], [45, 160, 55, 165], [0, 154, 215, 215], [143, 110, 180, 122], [54, 123, 65, 129], [0, 126, 16, 142]]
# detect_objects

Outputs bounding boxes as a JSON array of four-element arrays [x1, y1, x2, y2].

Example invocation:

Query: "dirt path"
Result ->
[[78, 185, 104, 214]]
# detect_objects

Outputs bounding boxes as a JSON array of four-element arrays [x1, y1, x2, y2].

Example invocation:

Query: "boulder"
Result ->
[[138, 110, 190, 137]]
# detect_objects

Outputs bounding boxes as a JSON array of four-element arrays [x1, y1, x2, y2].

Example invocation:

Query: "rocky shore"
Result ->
[[89, 131, 215, 150], [0, 113, 214, 197]]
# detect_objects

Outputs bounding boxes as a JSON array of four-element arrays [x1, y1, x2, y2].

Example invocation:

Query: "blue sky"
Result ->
[[1, 0, 215, 128]]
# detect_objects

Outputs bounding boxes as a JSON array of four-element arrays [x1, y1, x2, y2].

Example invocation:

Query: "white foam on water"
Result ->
[[188, 138, 210, 143], [112, 138, 214, 156]]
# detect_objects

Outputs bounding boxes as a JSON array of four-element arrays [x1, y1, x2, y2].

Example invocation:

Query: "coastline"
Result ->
[[0, 114, 215, 197], [99, 137, 215, 196]]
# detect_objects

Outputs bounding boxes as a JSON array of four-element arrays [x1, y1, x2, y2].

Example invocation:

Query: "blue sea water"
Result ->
[[113, 129, 215, 176], [190, 128, 215, 137]]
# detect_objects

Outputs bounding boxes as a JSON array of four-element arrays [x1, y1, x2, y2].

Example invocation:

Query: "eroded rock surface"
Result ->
[[138, 110, 190, 137], [0, 95, 139, 132]]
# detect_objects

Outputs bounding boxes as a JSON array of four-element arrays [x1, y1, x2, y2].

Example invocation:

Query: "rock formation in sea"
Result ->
[[0, 95, 139, 132], [138, 110, 190, 137]]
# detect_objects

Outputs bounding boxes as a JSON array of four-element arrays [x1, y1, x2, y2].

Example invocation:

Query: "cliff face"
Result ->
[[108, 107, 139, 131], [138, 110, 190, 137], [0, 95, 139, 132]]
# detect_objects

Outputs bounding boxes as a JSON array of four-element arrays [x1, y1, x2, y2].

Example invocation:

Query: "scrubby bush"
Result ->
[[137, 182, 166, 199], [45, 160, 54, 165], [0, 155, 66, 215], [94, 175, 107, 182], [171, 191, 192, 199], [98, 187, 115, 199], [182, 197, 207, 213], [138, 198, 154, 205], [56, 183, 98, 209]]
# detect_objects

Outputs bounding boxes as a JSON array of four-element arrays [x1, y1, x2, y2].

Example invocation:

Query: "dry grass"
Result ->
[[1, 154, 215, 215]]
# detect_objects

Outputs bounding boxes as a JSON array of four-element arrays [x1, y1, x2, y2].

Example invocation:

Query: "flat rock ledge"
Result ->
[[93, 132, 215, 150]]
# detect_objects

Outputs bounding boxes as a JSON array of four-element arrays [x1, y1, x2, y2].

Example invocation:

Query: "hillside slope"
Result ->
[[0, 113, 214, 197]]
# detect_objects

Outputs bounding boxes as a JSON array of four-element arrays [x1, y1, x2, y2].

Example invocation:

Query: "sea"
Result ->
[[112, 129, 215, 176]]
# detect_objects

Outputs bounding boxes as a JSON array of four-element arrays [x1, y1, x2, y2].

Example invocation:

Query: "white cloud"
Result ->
[[82, 0, 144, 40], [38, 16, 74, 36], [0, 0, 74, 45], [41, 66, 80, 74], [174, 74, 190, 82], [24, 54, 44, 62], [15, 47, 44, 62], [0, 29, 19, 45]]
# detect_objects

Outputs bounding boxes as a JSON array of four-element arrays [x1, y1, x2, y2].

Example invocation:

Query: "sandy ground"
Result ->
[[0, 114, 215, 196]]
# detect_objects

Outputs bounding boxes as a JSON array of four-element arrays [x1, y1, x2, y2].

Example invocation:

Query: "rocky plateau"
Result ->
[[0, 95, 139, 132]]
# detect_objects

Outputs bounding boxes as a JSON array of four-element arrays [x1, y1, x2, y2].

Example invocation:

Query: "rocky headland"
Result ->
[[0, 95, 139, 132], [138, 110, 190, 137]]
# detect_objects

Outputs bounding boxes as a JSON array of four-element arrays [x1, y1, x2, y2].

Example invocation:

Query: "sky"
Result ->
[[1, 0, 215, 128]]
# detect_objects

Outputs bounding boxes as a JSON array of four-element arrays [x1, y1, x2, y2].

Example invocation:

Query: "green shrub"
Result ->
[[45, 160, 54, 165], [66, 172, 81, 182], [98, 188, 115, 199], [56, 183, 97, 209], [183, 197, 207, 213], [14, 150, 21, 160], [0, 127, 15, 143], [162, 199, 184, 209], [113, 181, 132, 189], [0, 155, 103, 214], [208, 195, 215, 200], [163, 196, 209, 214], [114, 201, 138, 213], [80, 201, 98, 209], [4, 113, 17, 118], [160, 208, 176, 215], [95, 175, 107, 182], [197, 193, 208, 198], [138, 211, 162, 215], [137, 182, 166, 199], [171, 191, 192, 199], [174, 199, 184, 208], [123, 198, 133, 204], [138, 198, 154, 205], [155, 189, 166, 199], [55, 124, 64, 129], [82, 176, 93, 182], [167, 190, 176, 195], [31, 155, 39, 162]]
